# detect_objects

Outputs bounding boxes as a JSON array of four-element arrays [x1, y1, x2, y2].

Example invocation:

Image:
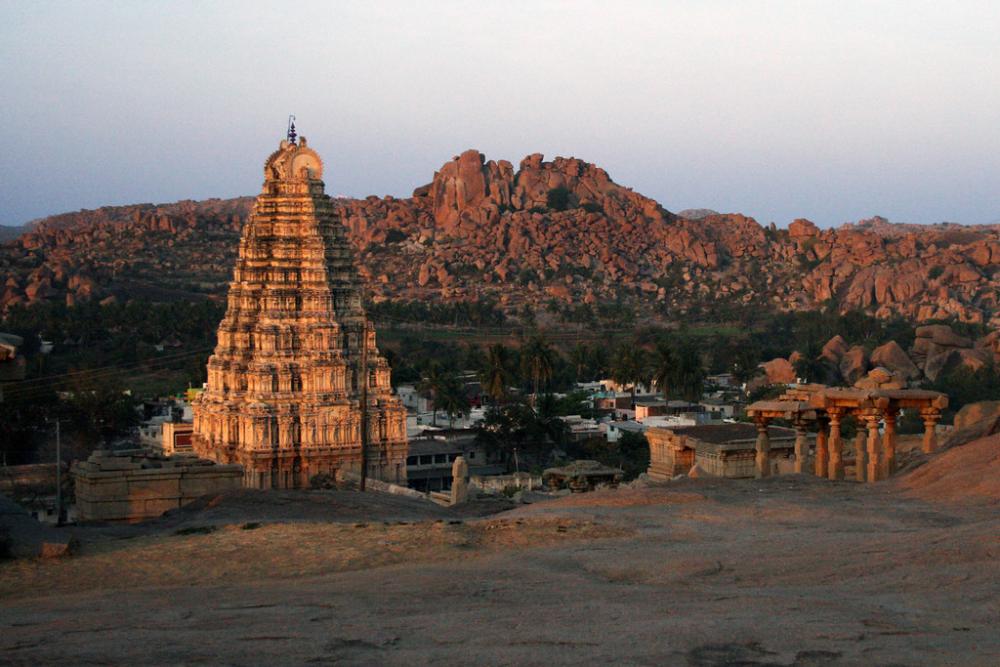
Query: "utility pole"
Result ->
[[359, 322, 369, 492], [54, 420, 63, 526]]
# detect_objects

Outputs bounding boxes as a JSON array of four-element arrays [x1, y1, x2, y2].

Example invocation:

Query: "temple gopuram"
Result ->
[[192, 130, 407, 489]]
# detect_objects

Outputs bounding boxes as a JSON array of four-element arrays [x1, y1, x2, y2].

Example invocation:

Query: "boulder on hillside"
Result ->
[[915, 324, 972, 349], [954, 401, 1000, 430], [870, 340, 921, 380], [839, 345, 869, 385], [941, 401, 1000, 450], [925, 347, 992, 382], [853, 367, 905, 390], [821, 335, 849, 363], [760, 358, 796, 385]]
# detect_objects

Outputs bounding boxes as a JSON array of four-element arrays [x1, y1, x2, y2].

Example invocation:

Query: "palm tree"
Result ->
[[417, 363, 445, 426], [650, 339, 676, 401], [610, 343, 645, 408], [569, 343, 591, 383], [792, 338, 834, 385], [436, 374, 470, 428], [521, 334, 555, 407], [669, 340, 706, 401], [480, 343, 515, 405]]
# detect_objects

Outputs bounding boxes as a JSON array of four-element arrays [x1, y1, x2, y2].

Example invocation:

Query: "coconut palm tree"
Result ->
[[417, 363, 445, 426], [610, 342, 645, 408], [569, 342, 591, 383], [669, 340, 706, 402], [521, 334, 555, 407], [435, 374, 470, 428], [480, 343, 515, 405], [650, 339, 676, 401]]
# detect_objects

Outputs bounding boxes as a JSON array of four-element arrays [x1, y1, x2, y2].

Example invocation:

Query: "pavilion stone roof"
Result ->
[[748, 382, 947, 418], [663, 423, 797, 445]]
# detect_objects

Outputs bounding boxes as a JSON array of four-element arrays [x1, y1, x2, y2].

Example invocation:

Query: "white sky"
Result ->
[[1, 0, 999, 227]]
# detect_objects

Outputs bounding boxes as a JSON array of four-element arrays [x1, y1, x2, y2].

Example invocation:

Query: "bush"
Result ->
[[546, 186, 572, 212]]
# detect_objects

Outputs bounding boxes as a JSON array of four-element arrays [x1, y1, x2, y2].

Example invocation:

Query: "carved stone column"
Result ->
[[865, 414, 882, 483], [755, 418, 771, 479], [814, 417, 829, 478], [793, 420, 809, 474], [827, 409, 844, 481], [921, 409, 940, 454], [854, 428, 867, 482], [882, 409, 898, 477]]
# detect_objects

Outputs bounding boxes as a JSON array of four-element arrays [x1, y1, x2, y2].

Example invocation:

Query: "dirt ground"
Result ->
[[1, 437, 998, 666]]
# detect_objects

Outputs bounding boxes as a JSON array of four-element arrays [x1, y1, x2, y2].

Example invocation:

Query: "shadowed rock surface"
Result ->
[[1, 436, 997, 665]]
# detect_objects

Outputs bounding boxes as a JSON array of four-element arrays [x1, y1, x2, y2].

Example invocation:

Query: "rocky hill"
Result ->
[[2, 150, 999, 327]]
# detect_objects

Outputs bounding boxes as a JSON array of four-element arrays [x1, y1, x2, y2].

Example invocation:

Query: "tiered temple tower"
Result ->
[[192, 134, 407, 489]]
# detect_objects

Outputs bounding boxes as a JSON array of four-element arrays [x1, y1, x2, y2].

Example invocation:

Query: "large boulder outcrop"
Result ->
[[760, 358, 796, 385], [870, 340, 921, 380], [839, 345, 869, 385]]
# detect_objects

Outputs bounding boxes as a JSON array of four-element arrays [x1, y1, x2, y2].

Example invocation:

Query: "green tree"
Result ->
[[610, 342, 646, 407], [480, 343, 515, 405], [435, 374, 470, 428], [417, 363, 445, 426], [546, 186, 572, 211], [521, 334, 555, 406]]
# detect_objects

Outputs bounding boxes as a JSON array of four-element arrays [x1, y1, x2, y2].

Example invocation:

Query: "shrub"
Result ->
[[546, 186, 572, 212]]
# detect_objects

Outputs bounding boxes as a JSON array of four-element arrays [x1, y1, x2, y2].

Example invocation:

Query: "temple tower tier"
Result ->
[[192, 136, 408, 489]]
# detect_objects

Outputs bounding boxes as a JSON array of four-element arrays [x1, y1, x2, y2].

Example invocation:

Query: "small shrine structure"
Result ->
[[746, 368, 948, 482]]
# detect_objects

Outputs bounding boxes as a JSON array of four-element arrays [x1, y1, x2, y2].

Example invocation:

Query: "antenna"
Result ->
[[286, 114, 297, 144]]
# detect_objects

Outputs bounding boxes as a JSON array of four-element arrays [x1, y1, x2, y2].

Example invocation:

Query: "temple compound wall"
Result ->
[[192, 135, 407, 489], [647, 424, 798, 480], [72, 449, 242, 523]]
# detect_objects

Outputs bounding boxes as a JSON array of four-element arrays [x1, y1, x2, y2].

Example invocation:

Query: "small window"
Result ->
[[468, 451, 476, 459], [433, 454, 447, 464], [418, 455, 432, 465], [406, 456, 418, 465]]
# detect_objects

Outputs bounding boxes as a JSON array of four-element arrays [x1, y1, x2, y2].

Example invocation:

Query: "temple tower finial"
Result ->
[[287, 114, 297, 144]]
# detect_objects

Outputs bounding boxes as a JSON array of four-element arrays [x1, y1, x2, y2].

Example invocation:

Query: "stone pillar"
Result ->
[[755, 419, 771, 479], [921, 409, 940, 454], [882, 409, 898, 477], [854, 429, 867, 482], [827, 410, 844, 481], [793, 421, 809, 474], [450, 456, 469, 505], [814, 419, 828, 478], [865, 415, 882, 483]]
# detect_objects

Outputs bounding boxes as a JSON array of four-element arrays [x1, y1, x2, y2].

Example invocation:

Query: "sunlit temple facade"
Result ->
[[192, 132, 407, 489]]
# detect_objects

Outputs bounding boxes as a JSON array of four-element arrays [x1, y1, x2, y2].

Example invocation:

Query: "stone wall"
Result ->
[[72, 449, 242, 523]]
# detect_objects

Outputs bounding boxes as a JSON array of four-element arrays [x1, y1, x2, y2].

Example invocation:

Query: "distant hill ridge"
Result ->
[[1, 149, 998, 328]]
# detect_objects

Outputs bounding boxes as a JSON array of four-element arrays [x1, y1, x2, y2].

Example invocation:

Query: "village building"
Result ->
[[191, 132, 407, 489], [405, 430, 504, 493]]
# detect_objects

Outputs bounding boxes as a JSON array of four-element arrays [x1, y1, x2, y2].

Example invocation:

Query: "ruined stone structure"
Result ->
[[72, 449, 242, 523], [746, 369, 948, 482], [646, 423, 798, 480], [192, 135, 407, 489]]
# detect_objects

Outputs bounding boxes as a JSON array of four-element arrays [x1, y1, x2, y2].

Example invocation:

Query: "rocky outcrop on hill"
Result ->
[[1, 151, 998, 329], [758, 324, 1000, 390]]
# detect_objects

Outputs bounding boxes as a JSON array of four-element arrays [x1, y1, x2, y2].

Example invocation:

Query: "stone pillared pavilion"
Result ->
[[192, 133, 407, 489]]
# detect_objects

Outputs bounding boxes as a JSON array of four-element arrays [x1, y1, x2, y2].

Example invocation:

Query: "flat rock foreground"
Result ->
[[2, 437, 998, 666]]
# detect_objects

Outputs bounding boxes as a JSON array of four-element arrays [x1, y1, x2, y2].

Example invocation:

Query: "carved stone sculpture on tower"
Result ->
[[192, 135, 408, 489]]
